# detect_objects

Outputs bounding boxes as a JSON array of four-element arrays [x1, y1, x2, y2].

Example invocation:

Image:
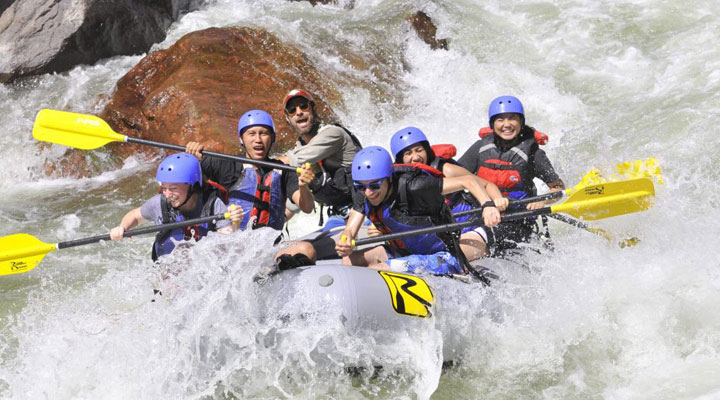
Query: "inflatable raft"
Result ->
[[255, 254, 530, 362]]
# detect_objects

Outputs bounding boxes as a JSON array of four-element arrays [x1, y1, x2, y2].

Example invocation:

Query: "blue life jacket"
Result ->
[[229, 165, 285, 231], [152, 187, 220, 261], [365, 165, 455, 256]]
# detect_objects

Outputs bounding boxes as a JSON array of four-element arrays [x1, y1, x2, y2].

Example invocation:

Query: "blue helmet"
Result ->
[[238, 110, 276, 143], [390, 126, 429, 160], [488, 95, 524, 126], [156, 153, 203, 187], [351, 146, 394, 181]]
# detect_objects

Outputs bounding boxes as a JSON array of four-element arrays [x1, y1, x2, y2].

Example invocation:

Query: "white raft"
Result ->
[[255, 255, 530, 362]]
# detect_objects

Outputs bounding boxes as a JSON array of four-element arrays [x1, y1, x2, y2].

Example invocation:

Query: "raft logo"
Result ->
[[585, 185, 604, 195], [75, 117, 101, 126], [379, 271, 434, 318], [10, 261, 28, 271]]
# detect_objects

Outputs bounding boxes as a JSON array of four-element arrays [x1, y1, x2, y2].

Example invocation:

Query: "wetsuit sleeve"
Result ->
[[532, 148, 560, 184], [283, 170, 300, 204], [406, 174, 445, 213], [139, 195, 163, 225], [200, 157, 243, 189], [286, 126, 346, 166], [457, 140, 483, 175]]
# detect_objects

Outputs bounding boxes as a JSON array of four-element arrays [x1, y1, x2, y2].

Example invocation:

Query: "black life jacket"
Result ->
[[365, 165, 458, 257], [307, 124, 363, 208]]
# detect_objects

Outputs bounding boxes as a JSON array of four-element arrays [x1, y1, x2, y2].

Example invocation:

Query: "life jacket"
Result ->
[[228, 165, 285, 231], [152, 184, 223, 261], [430, 144, 457, 160], [365, 165, 455, 256], [307, 124, 363, 208], [474, 126, 547, 199]]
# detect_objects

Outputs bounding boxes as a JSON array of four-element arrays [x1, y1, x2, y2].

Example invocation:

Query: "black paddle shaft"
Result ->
[[452, 191, 563, 218], [126, 137, 298, 173], [353, 208, 551, 247], [56, 213, 227, 250]]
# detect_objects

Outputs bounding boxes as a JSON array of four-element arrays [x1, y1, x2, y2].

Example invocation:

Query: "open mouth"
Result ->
[[294, 115, 310, 128]]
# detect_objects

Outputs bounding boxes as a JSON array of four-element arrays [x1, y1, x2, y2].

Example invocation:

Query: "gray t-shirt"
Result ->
[[140, 194, 231, 229], [286, 124, 359, 171]]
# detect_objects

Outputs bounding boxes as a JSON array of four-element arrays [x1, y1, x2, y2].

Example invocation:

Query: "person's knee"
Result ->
[[459, 233, 488, 260]]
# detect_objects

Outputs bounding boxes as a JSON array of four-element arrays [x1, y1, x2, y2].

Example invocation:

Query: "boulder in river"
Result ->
[[0, 0, 205, 83]]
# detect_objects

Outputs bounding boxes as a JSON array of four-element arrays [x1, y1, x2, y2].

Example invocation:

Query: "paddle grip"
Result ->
[[125, 137, 299, 173]]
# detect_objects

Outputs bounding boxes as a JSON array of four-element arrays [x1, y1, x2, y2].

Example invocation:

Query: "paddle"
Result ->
[[548, 159, 662, 246], [546, 214, 638, 248], [348, 177, 654, 247], [0, 212, 232, 276], [451, 161, 660, 246], [32, 109, 301, 173], [452, 191, 563, 218]]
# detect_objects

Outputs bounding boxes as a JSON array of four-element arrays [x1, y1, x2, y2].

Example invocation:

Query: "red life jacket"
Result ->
[[393, 162, 444, 177], [430, 144, 457, 160], [228, 167, 285, 231]]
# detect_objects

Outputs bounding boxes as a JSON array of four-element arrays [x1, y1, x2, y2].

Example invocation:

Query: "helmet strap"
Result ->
[[175, 184, 197, 210]]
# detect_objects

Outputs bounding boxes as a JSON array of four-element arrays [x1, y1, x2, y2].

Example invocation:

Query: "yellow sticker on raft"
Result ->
[[378, 271, 434, 318]]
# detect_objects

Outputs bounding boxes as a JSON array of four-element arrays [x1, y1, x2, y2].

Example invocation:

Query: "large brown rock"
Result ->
[[98, 26, 343, 163]]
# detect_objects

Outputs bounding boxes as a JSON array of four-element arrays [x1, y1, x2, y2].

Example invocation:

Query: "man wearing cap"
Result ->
[[277, 89, 362, 229]]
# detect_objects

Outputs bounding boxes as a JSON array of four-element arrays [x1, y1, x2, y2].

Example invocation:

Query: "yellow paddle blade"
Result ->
[[552, 178, 655, 221], [32, 109, 126, 150], [0, 234, 57, 276], [615, 158, 664, 184], [566, 168, 608, 196]]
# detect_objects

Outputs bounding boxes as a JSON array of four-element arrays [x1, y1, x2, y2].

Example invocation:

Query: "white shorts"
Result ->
[[463, 226, 489, 244]]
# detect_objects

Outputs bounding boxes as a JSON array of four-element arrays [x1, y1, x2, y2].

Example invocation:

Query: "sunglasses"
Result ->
[[285, 101, 311, 115], [354, 179, 385, 192]]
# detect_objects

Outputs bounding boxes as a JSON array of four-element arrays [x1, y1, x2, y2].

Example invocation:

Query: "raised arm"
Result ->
[[291, 164, 316, 213], [335, 209, 365, 257], [443, 162, 508, 211], [109, 207, 146, 240], [442, 175, 501, 226]]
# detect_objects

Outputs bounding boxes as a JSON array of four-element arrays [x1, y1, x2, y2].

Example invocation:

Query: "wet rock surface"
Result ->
[[98, 26, 342, 164], [409, 11, 449, 50], [0, 0, 205, 83]]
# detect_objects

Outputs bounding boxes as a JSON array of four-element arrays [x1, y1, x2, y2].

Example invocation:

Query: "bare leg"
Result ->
[[459, 231, 488, 261], [344, 245, 389, 267]]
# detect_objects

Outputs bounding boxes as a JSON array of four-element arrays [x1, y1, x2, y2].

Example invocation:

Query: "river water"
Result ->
[[1, 0, 719, 398]]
